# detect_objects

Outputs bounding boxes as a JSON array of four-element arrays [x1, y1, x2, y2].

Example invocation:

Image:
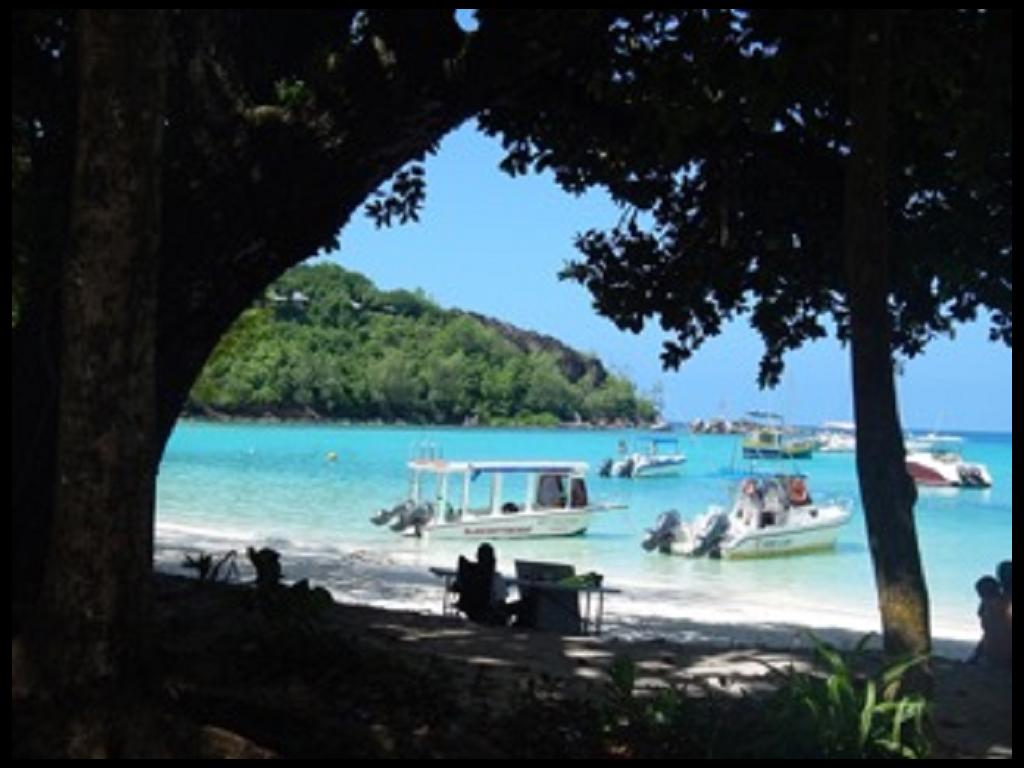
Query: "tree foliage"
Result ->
[[550, 10, 1012, 385], [189, 264, 656, 425], [480, 9, 1011, 660]]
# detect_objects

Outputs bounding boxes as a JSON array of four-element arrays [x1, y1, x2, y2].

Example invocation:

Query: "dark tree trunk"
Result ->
[[843, 11, 931, 660], [10, 19, 600, 750], [29, 10, 168, 755]]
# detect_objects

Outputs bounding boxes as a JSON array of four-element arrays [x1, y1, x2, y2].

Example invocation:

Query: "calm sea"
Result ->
[[156, 423, 1012, 638]]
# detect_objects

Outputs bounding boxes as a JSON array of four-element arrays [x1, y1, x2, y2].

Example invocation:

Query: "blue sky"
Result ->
[[321, 124, 1012, 433]]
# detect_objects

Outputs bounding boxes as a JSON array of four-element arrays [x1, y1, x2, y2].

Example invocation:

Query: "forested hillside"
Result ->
[[187, 264, 657, 426]]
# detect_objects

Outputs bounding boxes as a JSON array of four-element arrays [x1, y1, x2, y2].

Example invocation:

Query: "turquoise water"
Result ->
[[156, 423, 1012, 638]]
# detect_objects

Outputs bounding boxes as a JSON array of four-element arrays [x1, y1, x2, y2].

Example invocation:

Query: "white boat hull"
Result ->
[[905, 452, 992, 488], [719, 513, 848, 559], [632, 456, 686, 478], [420, 509, 593, 540]]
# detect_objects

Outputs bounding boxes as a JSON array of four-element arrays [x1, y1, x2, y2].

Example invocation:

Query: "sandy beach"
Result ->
[[316, 603, 1012, 758], [149, 566, 1011, 759], [155, 530, 1011, 758], [155, 524, 981, 657]]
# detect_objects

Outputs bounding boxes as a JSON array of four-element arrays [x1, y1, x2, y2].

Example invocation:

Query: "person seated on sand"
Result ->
[[453, 543, 519, 627], [967, 575, 1012, 667]]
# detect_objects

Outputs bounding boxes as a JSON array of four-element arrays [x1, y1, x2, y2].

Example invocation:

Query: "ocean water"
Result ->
[[156, 423, 1012, 640]]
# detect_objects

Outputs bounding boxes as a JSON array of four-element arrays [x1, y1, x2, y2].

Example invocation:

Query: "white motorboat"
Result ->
[[371, 459, 624, 539], [643, 474, 852, 559], [905, 451, 992, 488], [600, 437, 687, 478], [816, 421, 857, 453]]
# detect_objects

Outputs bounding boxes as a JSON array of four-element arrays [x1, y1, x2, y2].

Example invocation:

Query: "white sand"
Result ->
[[155, 523, 978, 659], [155, 527, 1011, 758]]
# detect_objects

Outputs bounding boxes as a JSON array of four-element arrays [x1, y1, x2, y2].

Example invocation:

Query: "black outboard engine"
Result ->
[[390, 501, 434, 533], [642, 509, 682, 552], [599, 459, 614, 477], [689, 509, 730, 558], [371, 499, 414, 526], [958, 465, 989, 488]]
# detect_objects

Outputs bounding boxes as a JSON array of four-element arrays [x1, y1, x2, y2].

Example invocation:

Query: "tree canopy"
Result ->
[[551, 10, 1011, 385]]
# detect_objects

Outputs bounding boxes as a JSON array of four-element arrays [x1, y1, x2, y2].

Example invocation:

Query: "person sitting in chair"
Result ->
[[453, 543, 517, 627], [967, 575, 1012, 668]]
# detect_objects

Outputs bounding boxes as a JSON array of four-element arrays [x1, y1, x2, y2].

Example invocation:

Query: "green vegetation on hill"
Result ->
[[188, 264, 657, 426]]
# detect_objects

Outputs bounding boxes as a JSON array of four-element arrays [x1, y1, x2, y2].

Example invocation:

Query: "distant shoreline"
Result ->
[[177, 414, 1011, 438], [178, 412, 665, 431]]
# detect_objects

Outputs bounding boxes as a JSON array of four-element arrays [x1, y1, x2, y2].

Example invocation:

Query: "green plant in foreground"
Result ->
[[181, 549, 239, 584], [768, 632, 931, 758]]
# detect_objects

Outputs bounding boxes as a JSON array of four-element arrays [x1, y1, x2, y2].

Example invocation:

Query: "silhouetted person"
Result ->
[[453, 543, 513, 626], [968, 575, 1012, 667]]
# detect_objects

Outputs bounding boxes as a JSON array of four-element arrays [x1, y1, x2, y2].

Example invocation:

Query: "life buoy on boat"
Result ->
[[788, 476, 809, 505]]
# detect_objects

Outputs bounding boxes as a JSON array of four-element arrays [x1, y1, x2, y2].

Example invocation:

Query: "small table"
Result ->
[[429, 567, 620, 635]]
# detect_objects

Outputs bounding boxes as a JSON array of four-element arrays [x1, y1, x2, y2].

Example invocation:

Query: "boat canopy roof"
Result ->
[[408, 459, 589, 476]]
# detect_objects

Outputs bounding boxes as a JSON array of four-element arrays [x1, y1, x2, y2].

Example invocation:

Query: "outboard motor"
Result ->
[[599, 459, 614, 478], [688, 509, 730, 558], [390, 501, 434, 533], [642, 509, 682, 552], [958, 465, 989, 488], [620, 457, 636, 478], [371, 499, 414, 526]]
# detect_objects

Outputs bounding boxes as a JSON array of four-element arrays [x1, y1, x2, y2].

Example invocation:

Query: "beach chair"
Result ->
[[452, 556, 507, 626], [514, 560, 582, 634], [452, 557, 489, 622]]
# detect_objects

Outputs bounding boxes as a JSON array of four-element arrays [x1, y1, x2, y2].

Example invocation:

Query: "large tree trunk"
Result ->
[[28, 10, 168, 755], [843, 11, 931, 660], [11, 19, 602, 750]]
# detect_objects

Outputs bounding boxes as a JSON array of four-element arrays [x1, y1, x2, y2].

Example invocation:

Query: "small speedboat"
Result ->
[[642, 474, 852, 559], [741, 412, 815, 459], [816, 421, 856, 453], [600, 437, 686, 479], [905, 451, 992, 488], [742, 428, 816, 459]]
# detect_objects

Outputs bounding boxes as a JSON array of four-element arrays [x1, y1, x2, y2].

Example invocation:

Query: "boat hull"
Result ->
[[632, 457, 686, 478], [420, 509, 593, 540], [720, 521, 845, 559], [905, 453, 993, 488], [742, 445, 814, 459], [716, 524, 843, 561], [720, 504, 851, 559]]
